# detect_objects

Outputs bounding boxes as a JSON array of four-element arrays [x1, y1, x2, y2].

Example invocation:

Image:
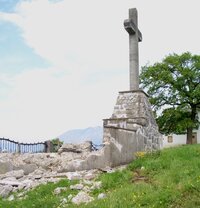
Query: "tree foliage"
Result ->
[[140, 52, 200, 144], [51, 138, 63, 152]]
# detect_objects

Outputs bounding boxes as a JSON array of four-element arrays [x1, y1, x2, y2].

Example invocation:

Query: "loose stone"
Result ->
[[0, 185, 13, 198], [98, 193, 106, 199], [90, 181, 102, 190], [70, 184, 84, 190], [71, 191, 94, 205], [8, 194, 15, 201], [53, 187, 67, 195]]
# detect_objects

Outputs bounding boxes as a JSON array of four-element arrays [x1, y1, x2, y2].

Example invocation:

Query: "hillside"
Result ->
[[1, 145, 200, 207], [58, 126, 103, 145]]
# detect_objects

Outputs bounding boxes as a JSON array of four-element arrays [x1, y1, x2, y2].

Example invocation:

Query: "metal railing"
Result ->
[[91, 143, 105, 151], [0, 138, 47, 153], [0, 138, 104, 153]]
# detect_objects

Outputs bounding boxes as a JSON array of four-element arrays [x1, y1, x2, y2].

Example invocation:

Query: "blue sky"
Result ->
[[0, 0, 19, 12], [0, 21, 49, 75], [0, 0, 199, 142]]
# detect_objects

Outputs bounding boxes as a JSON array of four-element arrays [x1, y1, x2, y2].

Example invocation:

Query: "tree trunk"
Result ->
[[186, 127, 193, 144], [186, 105, 197, 144]]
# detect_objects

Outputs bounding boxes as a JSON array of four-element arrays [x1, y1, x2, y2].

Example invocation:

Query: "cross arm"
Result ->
[[124, 19, 142, 42]]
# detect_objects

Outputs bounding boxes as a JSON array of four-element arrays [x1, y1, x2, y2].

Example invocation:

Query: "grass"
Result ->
[[1, 144, 200, 207]]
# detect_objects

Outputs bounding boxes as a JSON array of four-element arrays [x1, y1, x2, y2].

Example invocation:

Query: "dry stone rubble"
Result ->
[[0, 143, 96, 199], [0, 143, 114, 206], [0, 156, 108, 206]]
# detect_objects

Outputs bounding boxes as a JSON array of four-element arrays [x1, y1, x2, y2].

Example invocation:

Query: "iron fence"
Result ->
[[0, 138, 47, 153]]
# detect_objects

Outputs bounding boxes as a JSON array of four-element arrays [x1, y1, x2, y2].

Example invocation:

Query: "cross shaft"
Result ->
[[124, 8, 142, 91]]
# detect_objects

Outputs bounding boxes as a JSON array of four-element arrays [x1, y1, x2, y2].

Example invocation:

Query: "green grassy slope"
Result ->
[[1, 144, 200, 208]]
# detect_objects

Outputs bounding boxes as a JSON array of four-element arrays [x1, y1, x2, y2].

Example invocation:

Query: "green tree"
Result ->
[[140, 52, 200, 144], [51, 138, 63, 152]]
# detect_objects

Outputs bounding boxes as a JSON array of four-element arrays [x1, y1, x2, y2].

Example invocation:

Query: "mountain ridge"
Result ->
[[58, 126, 103, 145]]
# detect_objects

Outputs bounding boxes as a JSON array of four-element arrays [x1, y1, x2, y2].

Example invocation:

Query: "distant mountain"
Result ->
[[58, 126, 103, 145]]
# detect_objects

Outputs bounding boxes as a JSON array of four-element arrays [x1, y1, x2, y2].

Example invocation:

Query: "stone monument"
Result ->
[[63, 8, 162, 171], [101, 8, 162, 166]]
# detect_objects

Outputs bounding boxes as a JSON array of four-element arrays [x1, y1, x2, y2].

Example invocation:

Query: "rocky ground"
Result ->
[[0, 142, 125, 205], [0, 166, 106, 205]]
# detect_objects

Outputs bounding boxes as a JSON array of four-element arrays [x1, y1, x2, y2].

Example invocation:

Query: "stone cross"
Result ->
[[124, 8, 142, 90]]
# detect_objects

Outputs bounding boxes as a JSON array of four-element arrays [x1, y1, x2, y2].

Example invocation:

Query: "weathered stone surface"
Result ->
[[70, 184, 84, 190], [82, 180, 93, 186], [90, 181, 102, 190], [66, 172, 83, 180], [0, 185, 13, 198], [53, 187, 67, 195], [4, 170, 24, 179], [32, 168, 45, 176], [8, 194, 15, 201], [34, 175, 43, 180], [19, 164, 37, 175], [0, 161, 13, 174], [71, 191, 94, 205], [99, 166, 115, 173], [60, 197, 68, 205], [19, 179, 32, 190], [84, 172, 96, 180], [98, 193, 106, 199], [0, 178, 23, 187], [68, 194, 73, 200], [82, 185, 90, 193], [58, 141, 92, 154], [60, 144, 111, 172], [17, 192, 25, 198]]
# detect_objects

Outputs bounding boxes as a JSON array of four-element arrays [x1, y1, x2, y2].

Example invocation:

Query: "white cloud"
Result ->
[[1, 0, 132, 72], [2, 0, 200, 70], [0, 0, 199, 141], [0, 67, 127, 142]]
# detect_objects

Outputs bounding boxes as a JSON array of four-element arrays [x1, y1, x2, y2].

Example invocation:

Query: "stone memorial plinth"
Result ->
[[103, 90, 162, 167]]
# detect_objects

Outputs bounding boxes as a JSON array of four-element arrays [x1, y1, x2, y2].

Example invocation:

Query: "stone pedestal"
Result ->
[[103, 90, 162, 167]]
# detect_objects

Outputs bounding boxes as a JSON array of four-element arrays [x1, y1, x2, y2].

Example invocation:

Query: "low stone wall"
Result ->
[[104, 127, 139, 166]]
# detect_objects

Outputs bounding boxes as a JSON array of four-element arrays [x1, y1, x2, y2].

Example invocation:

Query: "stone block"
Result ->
[[4, 170, 24, 179], [0, 185, 13, 198], [0, 161, 13, 174], [58, 141, 92, 154], [21, 164, 38, 175], [71, 191, 94, 205]]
